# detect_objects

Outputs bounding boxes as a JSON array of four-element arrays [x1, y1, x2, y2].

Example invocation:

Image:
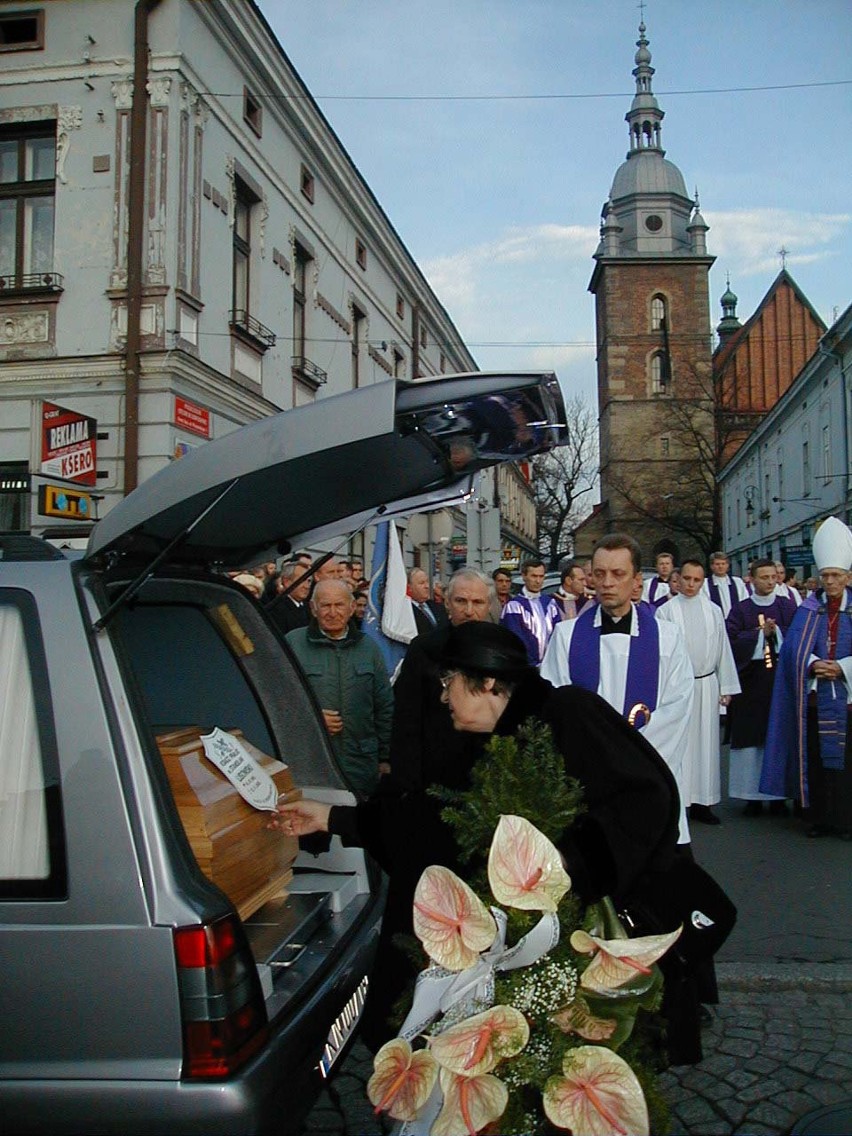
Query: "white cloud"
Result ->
[[421, 222, 599, 330], [423, 223, 598, 283], [704, 208, 850, 277]]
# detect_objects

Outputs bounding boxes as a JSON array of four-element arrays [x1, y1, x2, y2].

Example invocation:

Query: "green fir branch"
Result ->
[[431, 719, 586, 864]]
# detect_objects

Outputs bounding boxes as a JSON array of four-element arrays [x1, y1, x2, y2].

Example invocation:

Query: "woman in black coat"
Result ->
[[274, 622, 680, 1051]]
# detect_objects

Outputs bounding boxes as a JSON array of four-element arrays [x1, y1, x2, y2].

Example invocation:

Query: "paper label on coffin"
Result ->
[[201, 726, 281, 811]]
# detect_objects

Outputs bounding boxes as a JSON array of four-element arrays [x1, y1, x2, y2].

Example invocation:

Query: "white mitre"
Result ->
[[812, 516, 852, 571]]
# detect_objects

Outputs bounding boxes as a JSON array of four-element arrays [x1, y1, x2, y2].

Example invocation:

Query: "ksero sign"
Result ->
[[41, 401, 97, 487]]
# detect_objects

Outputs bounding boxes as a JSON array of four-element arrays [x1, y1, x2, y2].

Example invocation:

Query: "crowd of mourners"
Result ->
[[230, 522, 852, 847], [229, 518, 851, 1064]]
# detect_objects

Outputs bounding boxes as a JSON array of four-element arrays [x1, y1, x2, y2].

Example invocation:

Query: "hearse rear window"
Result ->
[[0, 590, 67, 899], [114, 601, 275, 755]]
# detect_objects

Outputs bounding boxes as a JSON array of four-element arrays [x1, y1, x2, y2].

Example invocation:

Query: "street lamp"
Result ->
[[743, 485, 758, 527]]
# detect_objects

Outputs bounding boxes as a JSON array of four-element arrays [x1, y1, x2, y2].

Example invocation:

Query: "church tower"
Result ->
[[580, 21, 716, 563]]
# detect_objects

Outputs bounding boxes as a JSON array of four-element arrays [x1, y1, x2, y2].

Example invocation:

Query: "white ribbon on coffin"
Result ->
[[395, 908, 560, 1134]]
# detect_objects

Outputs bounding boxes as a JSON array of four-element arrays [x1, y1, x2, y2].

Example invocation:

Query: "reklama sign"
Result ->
[[41, 401, 98, 487]]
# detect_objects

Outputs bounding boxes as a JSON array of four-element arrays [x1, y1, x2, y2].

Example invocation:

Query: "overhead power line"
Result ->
[[200, 79, 852, 103]]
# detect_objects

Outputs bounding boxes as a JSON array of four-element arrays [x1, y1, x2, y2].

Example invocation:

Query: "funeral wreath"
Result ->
[[367, 723, 682, 1136]]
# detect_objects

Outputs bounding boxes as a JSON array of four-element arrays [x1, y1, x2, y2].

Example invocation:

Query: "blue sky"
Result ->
[[258, 0, 851, 405]]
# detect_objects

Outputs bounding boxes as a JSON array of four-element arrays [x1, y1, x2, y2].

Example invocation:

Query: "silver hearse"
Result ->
[[0, 373, 566, 1135]]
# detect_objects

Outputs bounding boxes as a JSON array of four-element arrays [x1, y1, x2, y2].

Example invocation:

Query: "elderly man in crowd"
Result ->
[[763, 517, 852, 840], [286, 578, 393, 798], [388, 567, 494, 792], [408, 566, 448, 633]]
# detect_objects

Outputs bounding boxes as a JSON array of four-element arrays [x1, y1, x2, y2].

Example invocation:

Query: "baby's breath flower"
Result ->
[[510, 958, 579, 1018]]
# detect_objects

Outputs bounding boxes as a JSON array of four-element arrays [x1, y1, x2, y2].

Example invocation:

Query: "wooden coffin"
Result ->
[[157, 727, 301, 920]]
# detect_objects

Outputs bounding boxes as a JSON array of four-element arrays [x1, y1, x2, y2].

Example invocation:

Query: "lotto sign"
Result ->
[[38, 483, 94, 520], [41, 402, 97, 487]]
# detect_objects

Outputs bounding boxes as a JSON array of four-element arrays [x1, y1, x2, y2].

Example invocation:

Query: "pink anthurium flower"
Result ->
[[543, 1045, 649, 1136], [431, 1066, 509, 1136], [413, 865, 497, 971], [570, 926, 682, 994], [367, 1038, 438, 1121], [551, 995, 618, 1041], [430, 1005, 529, 1077], [487, 814, 572, 912]]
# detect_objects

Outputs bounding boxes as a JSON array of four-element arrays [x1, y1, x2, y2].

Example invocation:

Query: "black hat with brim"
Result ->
[[427, 621, 531, 678]]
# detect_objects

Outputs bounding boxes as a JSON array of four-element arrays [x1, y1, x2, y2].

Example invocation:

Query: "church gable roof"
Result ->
[[714, 269, 827, 414]]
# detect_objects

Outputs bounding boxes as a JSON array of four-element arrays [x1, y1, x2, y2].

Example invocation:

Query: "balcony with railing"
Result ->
[[291, 355, 328, 389], [0, 271, 64, 295], [228, 309, 276, 349]]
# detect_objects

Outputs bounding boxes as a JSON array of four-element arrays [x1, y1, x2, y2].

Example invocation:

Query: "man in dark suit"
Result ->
[[266, 559, 312, 636], [388, 568, 490, 793], [408, 566, 448, 634]]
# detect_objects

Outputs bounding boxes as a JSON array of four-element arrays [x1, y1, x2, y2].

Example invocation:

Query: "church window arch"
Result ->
[[650, 293, 667, 331], [650, 351, 671, 395]]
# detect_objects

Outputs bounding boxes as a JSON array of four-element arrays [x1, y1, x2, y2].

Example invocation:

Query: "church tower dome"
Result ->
[[603, 22, 695, 256], [717, 275, 742, 344]]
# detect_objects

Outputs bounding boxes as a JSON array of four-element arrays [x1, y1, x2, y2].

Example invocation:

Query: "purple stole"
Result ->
[[810, 603, 852, 769], [708, 577, 740, 613], [708, 581, 727, 608], [567, 603, 660, 726], [647, 577, 669, 606]]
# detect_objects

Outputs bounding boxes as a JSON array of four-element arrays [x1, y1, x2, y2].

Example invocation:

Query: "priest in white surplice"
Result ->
[[542, 534, 695, 845], [657, 559, 740, 825]]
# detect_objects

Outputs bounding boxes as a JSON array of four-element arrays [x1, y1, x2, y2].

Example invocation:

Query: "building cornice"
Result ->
[[589, 253, 714, 294]]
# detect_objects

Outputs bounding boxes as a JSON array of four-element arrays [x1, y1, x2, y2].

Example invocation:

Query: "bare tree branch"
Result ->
[[533, 394, 599, 568]]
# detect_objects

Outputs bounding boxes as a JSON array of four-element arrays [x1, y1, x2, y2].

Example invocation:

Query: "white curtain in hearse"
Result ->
[[0, 604, 49, 879]]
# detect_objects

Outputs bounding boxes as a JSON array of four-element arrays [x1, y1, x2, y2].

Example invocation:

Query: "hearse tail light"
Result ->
[[173, 914, 268, 1078]]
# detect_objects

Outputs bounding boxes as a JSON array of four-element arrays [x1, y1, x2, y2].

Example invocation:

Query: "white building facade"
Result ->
[[718, 304, 852, 579], [0, 0, 514, 558]]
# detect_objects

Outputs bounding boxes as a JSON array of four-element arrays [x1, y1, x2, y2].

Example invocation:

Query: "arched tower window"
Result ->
[[650, 351, 670, 395], [650, 294, 667, 330]]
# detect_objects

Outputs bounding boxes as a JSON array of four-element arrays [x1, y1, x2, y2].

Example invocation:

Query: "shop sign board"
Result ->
[[38, 483, 95, 520], [174, 396, 210, 438], [40, 402, 97, 487], [781, 546, 813, 568]]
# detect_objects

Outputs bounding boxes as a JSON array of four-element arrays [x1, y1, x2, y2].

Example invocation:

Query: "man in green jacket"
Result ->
[[286, 578, 393, 797]]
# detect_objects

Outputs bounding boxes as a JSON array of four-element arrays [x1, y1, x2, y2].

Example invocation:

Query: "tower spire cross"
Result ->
[[778, 246, 789, 269]]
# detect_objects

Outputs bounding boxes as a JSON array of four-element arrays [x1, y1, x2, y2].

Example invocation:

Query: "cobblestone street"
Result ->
[[660, 970, 852, 1135]]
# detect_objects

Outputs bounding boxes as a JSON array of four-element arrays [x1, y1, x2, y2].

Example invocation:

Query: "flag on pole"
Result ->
[[362, 520, 417, 682]]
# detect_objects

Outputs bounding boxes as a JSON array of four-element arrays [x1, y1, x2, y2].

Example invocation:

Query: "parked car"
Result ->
[[0, 372, 566, 1135]]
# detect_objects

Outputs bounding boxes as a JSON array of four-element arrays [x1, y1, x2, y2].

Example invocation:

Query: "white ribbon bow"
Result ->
[[396, 908, 559, 1135], [399, 907, 560, 1040]]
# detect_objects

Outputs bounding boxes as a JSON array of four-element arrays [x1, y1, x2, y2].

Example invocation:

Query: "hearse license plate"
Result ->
[[318, 975, 369, 1078]]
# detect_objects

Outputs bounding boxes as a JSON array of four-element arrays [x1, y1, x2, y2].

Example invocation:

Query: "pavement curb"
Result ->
[[716, 960, 852, 991]]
